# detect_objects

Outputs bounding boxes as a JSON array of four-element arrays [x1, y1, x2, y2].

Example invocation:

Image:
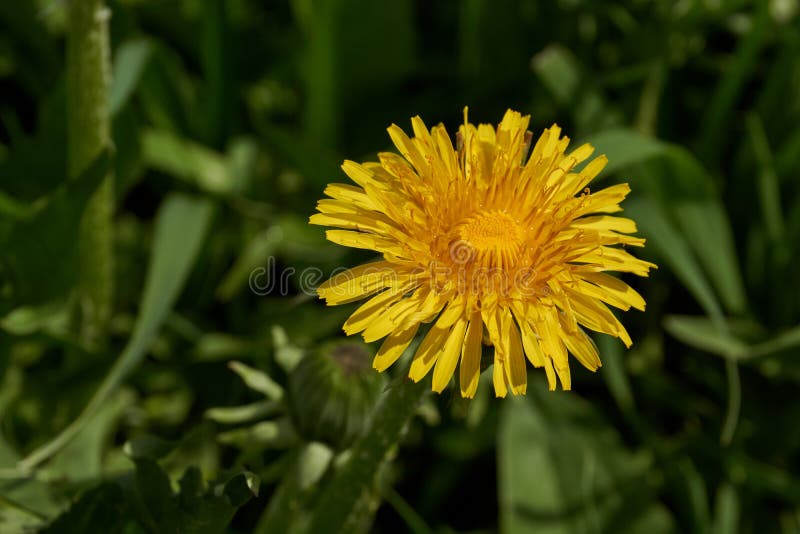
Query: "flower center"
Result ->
[[450, 210, 524, 268]]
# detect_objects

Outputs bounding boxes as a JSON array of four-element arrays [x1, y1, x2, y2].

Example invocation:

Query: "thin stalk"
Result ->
[[304, 378, 428, 534], [68, 0, 114, 349]]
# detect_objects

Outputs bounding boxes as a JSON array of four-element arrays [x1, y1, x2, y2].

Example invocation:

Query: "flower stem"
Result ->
[[305, 378, 428, 534], [67, 0, 114, 349]]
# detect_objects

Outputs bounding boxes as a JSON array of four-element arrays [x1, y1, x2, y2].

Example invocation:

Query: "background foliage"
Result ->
[[2, 0, 800, 532]]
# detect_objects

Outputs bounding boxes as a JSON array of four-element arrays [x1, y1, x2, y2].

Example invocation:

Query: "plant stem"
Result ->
[[68, 0, 114, 349], [304, 378, 428, 534]]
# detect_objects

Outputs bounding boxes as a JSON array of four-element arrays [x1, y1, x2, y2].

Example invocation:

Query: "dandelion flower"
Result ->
[[310, 109, 655, 397]]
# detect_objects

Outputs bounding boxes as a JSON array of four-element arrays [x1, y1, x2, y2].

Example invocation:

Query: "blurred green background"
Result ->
[[2, 0, 800, 532]]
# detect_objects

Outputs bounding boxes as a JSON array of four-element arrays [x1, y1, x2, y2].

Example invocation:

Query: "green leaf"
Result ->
[[259, 124, 341, 192], [297, 0, 415, 142], [272, 325, 304, 372], [584, 128, 667, 176], [110, 39, 153, 117], [42, 460, 261, 533], [0, 435, 58, 523], [215, 227, 283, 301], [216, 419, 297, 450], [663, 315, 748, 359], [190, 332, 258, 362], [672, 200, 746, 315], [625, 198, 724, 326], [0, 190, 34, 219], [586, 129, 747, 315], [40, 483, 128, 534], [699, 0, 771, 163], [123, 434, 179, 460], [48, 389, 135, 482], [531, 44, 580, 106], [305, 380, 427, 534], [199, 0, 229, 147], [141, 128, 232, 194], [598, 335, 636, 416], [746, 112, 785, 244], [664, 316, 800, 362], [254, 443, 334, 534], [222, 470, 261, 508], [532, 44, 621, 132], [169, 464, 259, 533], [0, 494, 46, 533], [228, 361, 284, 401], [498, 381, 674, 534], [750, 324, 800, 359], [0, 301, 69, 336], [18, 194, 214, 470], [204, 400, 282, 425], [129, 458, 180, 533], [712, 483, 739, 534], [0, 150, 110, 304]]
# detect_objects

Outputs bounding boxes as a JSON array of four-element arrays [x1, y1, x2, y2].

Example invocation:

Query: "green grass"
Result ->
[[1, 0, 800, 532]]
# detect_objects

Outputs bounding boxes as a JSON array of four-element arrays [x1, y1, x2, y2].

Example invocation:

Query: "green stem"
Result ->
[[304, 379, 427, 534], [68, 0, 114, 349]]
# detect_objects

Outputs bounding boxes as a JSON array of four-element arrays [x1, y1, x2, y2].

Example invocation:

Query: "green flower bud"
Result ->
[[288, 340, 384, 449]]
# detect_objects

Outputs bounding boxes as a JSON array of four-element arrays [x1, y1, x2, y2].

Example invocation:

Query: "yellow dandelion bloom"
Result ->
[[310, 109, 655, 398]]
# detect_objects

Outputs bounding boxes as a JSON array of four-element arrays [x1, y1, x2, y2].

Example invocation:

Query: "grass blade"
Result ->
[[18, 194, 213, 471]]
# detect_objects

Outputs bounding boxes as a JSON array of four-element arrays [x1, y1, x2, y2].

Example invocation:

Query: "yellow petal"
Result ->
[[408, 324, 449, 382], [341, 160, 377, 188], [543, 357, 558, 391], [571, 246, 656, 276], [492, 356, 508, 398], [574, 183, 630, 216], [567, 290, 633, 347], [435, 294, 465, 329], [310, 212, 394, 235], [572, 215, 637, 234], [432, 318, 468, 393], [343, 283, 414, 335], [537, 307, 571, 389], [324, 183, 377, 210], [499, 310, 527, 395], [317, 262, 395, 305], [561, 325, 602, 371], [560, 154, 607, 196], [510, 302, 545, 368], [579, 272, 646, 311], [387, 124, 428, 175], [373, 323, 419, 372], [325, 229, 395, 253], [459, 312, 484, 398], [396, 289, 446, 330], [361, 292, 425, 343], [432, 124, 458, 178], [315, 198, 362, 216]]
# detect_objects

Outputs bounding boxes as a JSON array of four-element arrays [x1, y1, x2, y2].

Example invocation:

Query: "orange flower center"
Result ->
[[450, 209, 524, 269]]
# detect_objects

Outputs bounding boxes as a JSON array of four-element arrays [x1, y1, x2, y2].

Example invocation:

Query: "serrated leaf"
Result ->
[[40, 483, 127, 534], [221, 471, 260, 508]]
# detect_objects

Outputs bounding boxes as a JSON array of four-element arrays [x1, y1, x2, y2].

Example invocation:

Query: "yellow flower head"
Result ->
[[310, 109, 655, 398]]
